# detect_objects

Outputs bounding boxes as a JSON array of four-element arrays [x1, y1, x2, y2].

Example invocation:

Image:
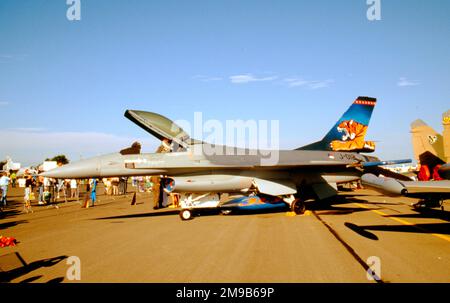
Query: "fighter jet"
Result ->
[[361, 111, 450, 210], [42, 96, 410, 220], [361, 174, 450, 210], [410, 115, 450, 180]]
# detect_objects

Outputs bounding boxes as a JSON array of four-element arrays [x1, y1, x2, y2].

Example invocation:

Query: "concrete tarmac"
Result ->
[[0, 185, 449, 283]]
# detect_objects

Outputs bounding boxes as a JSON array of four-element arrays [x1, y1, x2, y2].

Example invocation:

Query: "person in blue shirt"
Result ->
[[90, 178, 98, 207]]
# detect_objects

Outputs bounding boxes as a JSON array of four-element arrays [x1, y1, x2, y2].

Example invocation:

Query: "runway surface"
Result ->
[[1, 185, 449, 283]]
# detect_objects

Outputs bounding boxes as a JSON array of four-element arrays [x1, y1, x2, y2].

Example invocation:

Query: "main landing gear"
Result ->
[[284, 195, 306, 215], [412, 198, 444, 211], [291, 198, 306, 215]]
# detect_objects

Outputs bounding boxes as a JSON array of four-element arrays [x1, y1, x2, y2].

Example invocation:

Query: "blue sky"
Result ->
[[1, 0, 449, 165]]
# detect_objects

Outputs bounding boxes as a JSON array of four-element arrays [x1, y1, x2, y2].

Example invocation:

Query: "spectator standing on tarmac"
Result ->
[[23, 175, 34, 213], [89, 178, 98, 207], [56, 179, 64, 199], [64, 179, 70, 198], [70, 179, 78, 199], [10, 171, 17, 188], [37, 174, 45, 205], [111, 177, 119, 195], [151, 175, 161, 209], [119, 177, 127, 195], [152, 138, 172, 209], [102, 178, 110, 195], [0, 172, 10, 206]]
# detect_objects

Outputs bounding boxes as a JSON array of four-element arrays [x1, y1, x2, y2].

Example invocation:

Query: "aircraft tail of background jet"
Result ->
[[297, 96, 377, 153], [410, 119, 446, 165]]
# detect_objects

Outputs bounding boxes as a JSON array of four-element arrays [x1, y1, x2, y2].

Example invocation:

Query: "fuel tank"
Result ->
[[361, 173, 407, 196]]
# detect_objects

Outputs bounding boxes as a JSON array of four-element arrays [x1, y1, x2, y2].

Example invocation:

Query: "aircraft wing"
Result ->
[[400, 180, 450, 198], [361, 173, 450, 199]]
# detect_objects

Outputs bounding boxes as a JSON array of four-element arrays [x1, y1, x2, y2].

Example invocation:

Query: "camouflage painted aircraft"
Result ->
[[410, 117, 450, 180], [362, 112, 450, 210], [43, 96, 410, 220]]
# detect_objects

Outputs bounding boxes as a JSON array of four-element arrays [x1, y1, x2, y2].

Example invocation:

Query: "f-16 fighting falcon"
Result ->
[[42, 96, 410, 220]]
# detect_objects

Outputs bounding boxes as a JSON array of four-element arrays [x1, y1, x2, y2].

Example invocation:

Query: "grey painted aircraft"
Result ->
[[361, 174, 450, 210], [42, 96, 410, 220], [361, 111, 450, 210]]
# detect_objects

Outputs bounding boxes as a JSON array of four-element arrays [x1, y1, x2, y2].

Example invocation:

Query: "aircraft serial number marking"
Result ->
[[338, 154, 357, 161]]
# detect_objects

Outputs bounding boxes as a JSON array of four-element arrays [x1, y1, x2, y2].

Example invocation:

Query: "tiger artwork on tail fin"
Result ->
[[296, 96, 377, 153], [330, 120, 375, 152]]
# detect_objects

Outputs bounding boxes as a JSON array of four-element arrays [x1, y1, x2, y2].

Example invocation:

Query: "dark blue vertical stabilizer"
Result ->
[[297, 96, 377, 153]]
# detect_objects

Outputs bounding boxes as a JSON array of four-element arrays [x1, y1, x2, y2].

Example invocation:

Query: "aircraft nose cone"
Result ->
[[41, 158, 100, 179]]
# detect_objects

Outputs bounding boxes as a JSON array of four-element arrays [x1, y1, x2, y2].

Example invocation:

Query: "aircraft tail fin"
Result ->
[[410, 119, 445, 164], [297, 96, 377, 153]]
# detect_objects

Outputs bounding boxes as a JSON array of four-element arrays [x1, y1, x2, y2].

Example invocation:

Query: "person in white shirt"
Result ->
[[70, 179, 78, 199], [0, 172, 11, 206]]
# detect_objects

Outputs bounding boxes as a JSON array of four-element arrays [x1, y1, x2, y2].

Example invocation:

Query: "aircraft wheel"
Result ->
[[179, 209, 193, 221], [291, 198, 306, 215], [221, 209, 232, 215], [413, 202, 425, 210]]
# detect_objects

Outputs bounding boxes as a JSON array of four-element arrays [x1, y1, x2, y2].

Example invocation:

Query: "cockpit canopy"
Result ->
[[124, 109, 195, 149]]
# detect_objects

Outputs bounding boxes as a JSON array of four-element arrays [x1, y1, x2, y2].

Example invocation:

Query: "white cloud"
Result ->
[[229, 74, 278, 84], [0, 54, 28, 61], [309, 80, 334, 89], [7, 127, 46, 132], [0, 129, 159, 166], [192, 75, 223, 82], [284, 78, 309, 87], [397, 77, 420, 87], [284, 78, 334, 89], [195, 73, 331, 89]]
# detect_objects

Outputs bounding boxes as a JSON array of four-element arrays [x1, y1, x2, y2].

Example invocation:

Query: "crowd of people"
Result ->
[[0, 140, 181, 214], [0, 170, 128, 213], [0, 169, 178, 213]]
